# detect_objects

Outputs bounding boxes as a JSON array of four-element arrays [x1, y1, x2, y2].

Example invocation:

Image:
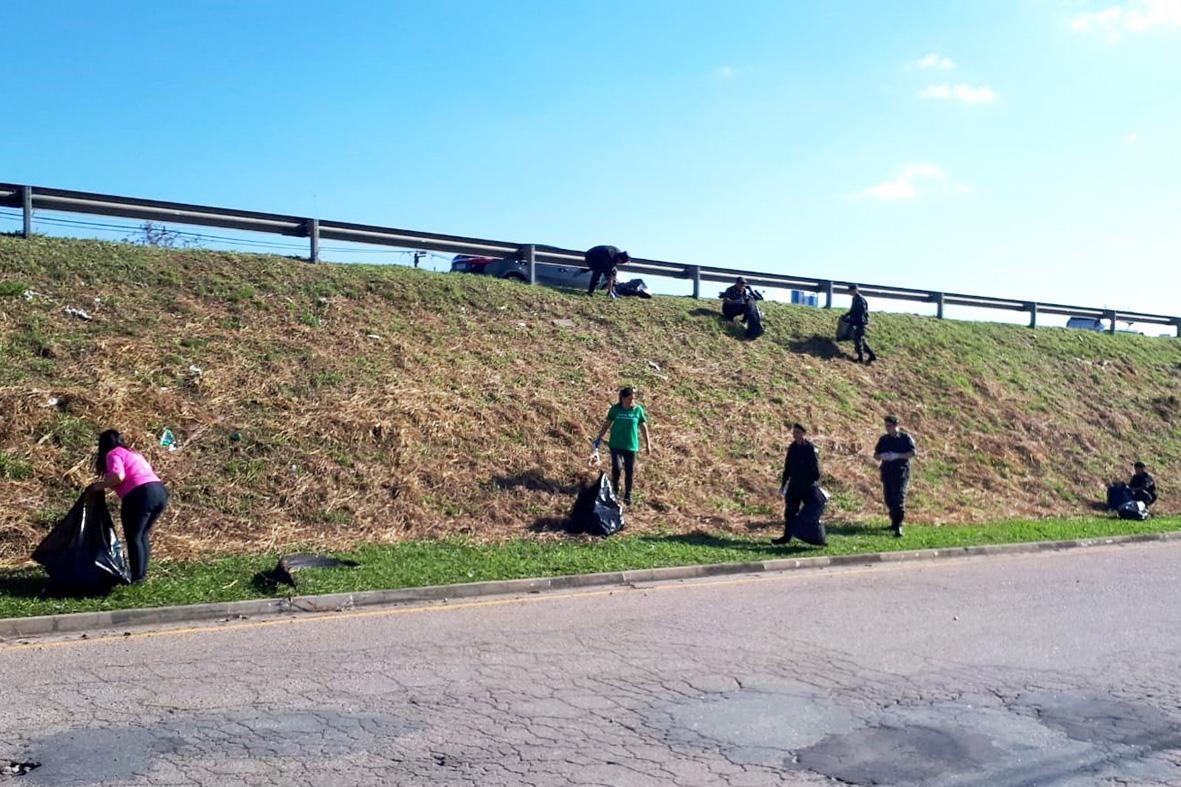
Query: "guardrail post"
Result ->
[[21, 186, 33, 238], [306, 219, 320, 263], [822, 280, 833, 309], [931, 292, 945, 319], [1175, 319, 1181, 338], [1027, 302, 1038, 328], [690, 265, 700, 299], [522, 244, 536, 284], [1107, 310, 1118, 335]]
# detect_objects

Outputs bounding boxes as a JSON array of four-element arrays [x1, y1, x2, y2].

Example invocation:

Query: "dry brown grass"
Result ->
[[1, 235, 1178, 565]]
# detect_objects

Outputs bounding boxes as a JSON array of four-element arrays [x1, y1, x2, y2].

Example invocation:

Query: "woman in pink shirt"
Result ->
[[88, 429, 169, 582]]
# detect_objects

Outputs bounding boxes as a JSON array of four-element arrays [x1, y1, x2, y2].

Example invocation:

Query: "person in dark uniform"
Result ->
[[772, 423, 821, 544], [721, 277, 753, 321], [585, 245, 630, 298], [1129, 461, 1158, 507], [844, 284, 877, 364], [874, 415, 916, 537]]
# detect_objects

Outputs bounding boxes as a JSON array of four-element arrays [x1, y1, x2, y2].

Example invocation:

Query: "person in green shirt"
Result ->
[[592, 387, 652, 505]]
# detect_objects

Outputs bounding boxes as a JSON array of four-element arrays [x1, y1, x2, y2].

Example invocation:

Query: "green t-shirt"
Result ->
[[607, 404, 647, 452]]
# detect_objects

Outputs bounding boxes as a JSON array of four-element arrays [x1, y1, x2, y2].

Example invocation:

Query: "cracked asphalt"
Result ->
[[3, 542, 1181, 786]]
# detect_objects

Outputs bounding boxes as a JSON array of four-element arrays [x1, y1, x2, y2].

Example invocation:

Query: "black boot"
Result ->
[[771, 533, 792, 545]]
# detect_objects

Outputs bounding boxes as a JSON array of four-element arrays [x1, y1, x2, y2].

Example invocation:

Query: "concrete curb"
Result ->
[[4, 530, 1180, 640]]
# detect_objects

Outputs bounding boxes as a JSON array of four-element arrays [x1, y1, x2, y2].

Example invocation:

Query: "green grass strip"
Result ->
[[1, 515, 1178, 620]]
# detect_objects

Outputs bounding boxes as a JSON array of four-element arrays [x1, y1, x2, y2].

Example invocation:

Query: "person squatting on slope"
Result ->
[[584, 245, 631, 298], [592, 387, 652, 505], [874, 415, 916, 537], [772, 423, 822, 545], [1129, 461, 1158, 507], [844, 284, 877, 364], [721, 277, 756, 321], [87, 429, 169, 582]]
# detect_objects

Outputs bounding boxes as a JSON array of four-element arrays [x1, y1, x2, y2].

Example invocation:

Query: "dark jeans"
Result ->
[[882, 467, 909, 528], [121, 481, 168, 581], [722, 300, 746, 321], [783, 485, 809, 534], [853, 325, 876, 361], [588, 266, 617, 295], [610, 449, 636, 500]]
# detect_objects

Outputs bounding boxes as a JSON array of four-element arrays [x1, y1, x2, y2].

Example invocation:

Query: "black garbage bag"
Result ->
[[32, 491, 131, 591], [1117, 500, 1149, 521], [569, 473, 625, 537], [616, 279, 653, 299], [744, 298, 765, 340], [790, 486, 829, 546], [1106, 482, 1133, 510], [835, 315, 854, 342]]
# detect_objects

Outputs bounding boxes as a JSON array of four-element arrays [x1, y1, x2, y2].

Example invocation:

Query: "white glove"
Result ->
[[778, 485, 787, 497], [879, 452, 897, 462]]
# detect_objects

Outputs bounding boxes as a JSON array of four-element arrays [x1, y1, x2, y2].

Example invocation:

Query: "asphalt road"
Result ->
[[3, 542, 1181, 786]]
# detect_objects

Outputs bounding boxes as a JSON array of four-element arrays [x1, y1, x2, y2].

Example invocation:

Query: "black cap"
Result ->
[[792, 422, 807, 433], [884, 415, 899, 425], [1134, 461, 1146, 469], [848, 283, 860, 292]]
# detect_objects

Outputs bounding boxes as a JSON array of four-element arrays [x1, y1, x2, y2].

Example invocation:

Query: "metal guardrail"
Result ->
[[2, 183, 1178, 336]]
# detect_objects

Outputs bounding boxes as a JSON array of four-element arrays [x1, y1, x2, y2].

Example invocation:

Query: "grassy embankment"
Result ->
[[1, 235, 1179, 615]]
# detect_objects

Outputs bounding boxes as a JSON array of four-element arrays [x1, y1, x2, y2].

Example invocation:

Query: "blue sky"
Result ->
[[3, 1, 1179, 327]]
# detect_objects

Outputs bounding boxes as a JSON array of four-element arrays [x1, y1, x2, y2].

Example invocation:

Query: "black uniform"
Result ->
[[845, 293, 877, 362], [585, 245, 623, 295], [780, 440, 821, 535], [1130, 471, 1158, 507], [721, 284, 752, 320], [874, 432, 916, 531]]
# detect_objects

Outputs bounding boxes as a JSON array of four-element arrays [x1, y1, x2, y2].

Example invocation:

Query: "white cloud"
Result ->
[[711, 65, 737, 80], [1123, 132, 1140, 143], [858, 164, 947, 201], [1071, 0, 1181, 34], [911, 52, 956, 70], [920, 83, 998, 104]]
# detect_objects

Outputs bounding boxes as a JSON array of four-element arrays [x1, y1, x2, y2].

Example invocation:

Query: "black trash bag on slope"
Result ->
[[1117, 500, 1149, 521], [569, 473, 625, 537], [1106, 482, 1134, 510], [790, 486, 829, 547], [835, 315, 855, 343], [32, 490, 131, 592], [744, 297, 765, 340]]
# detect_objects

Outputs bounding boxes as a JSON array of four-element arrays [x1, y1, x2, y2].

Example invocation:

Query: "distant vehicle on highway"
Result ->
[[1065, 316, 1142, 335], [1066, 317, 1105, 331], [450, 255, 651, 297]]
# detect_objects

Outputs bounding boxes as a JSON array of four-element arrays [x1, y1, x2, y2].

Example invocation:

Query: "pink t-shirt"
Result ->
[[105, 446, 161, 498]]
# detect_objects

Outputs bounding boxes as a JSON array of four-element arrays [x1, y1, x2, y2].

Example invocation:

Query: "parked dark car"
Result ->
[[450, 255, 651, 297]]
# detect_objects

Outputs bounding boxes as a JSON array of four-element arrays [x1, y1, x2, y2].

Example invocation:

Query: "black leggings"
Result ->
[[121, 482, 168, 581], [610, 449, 636, 500]]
